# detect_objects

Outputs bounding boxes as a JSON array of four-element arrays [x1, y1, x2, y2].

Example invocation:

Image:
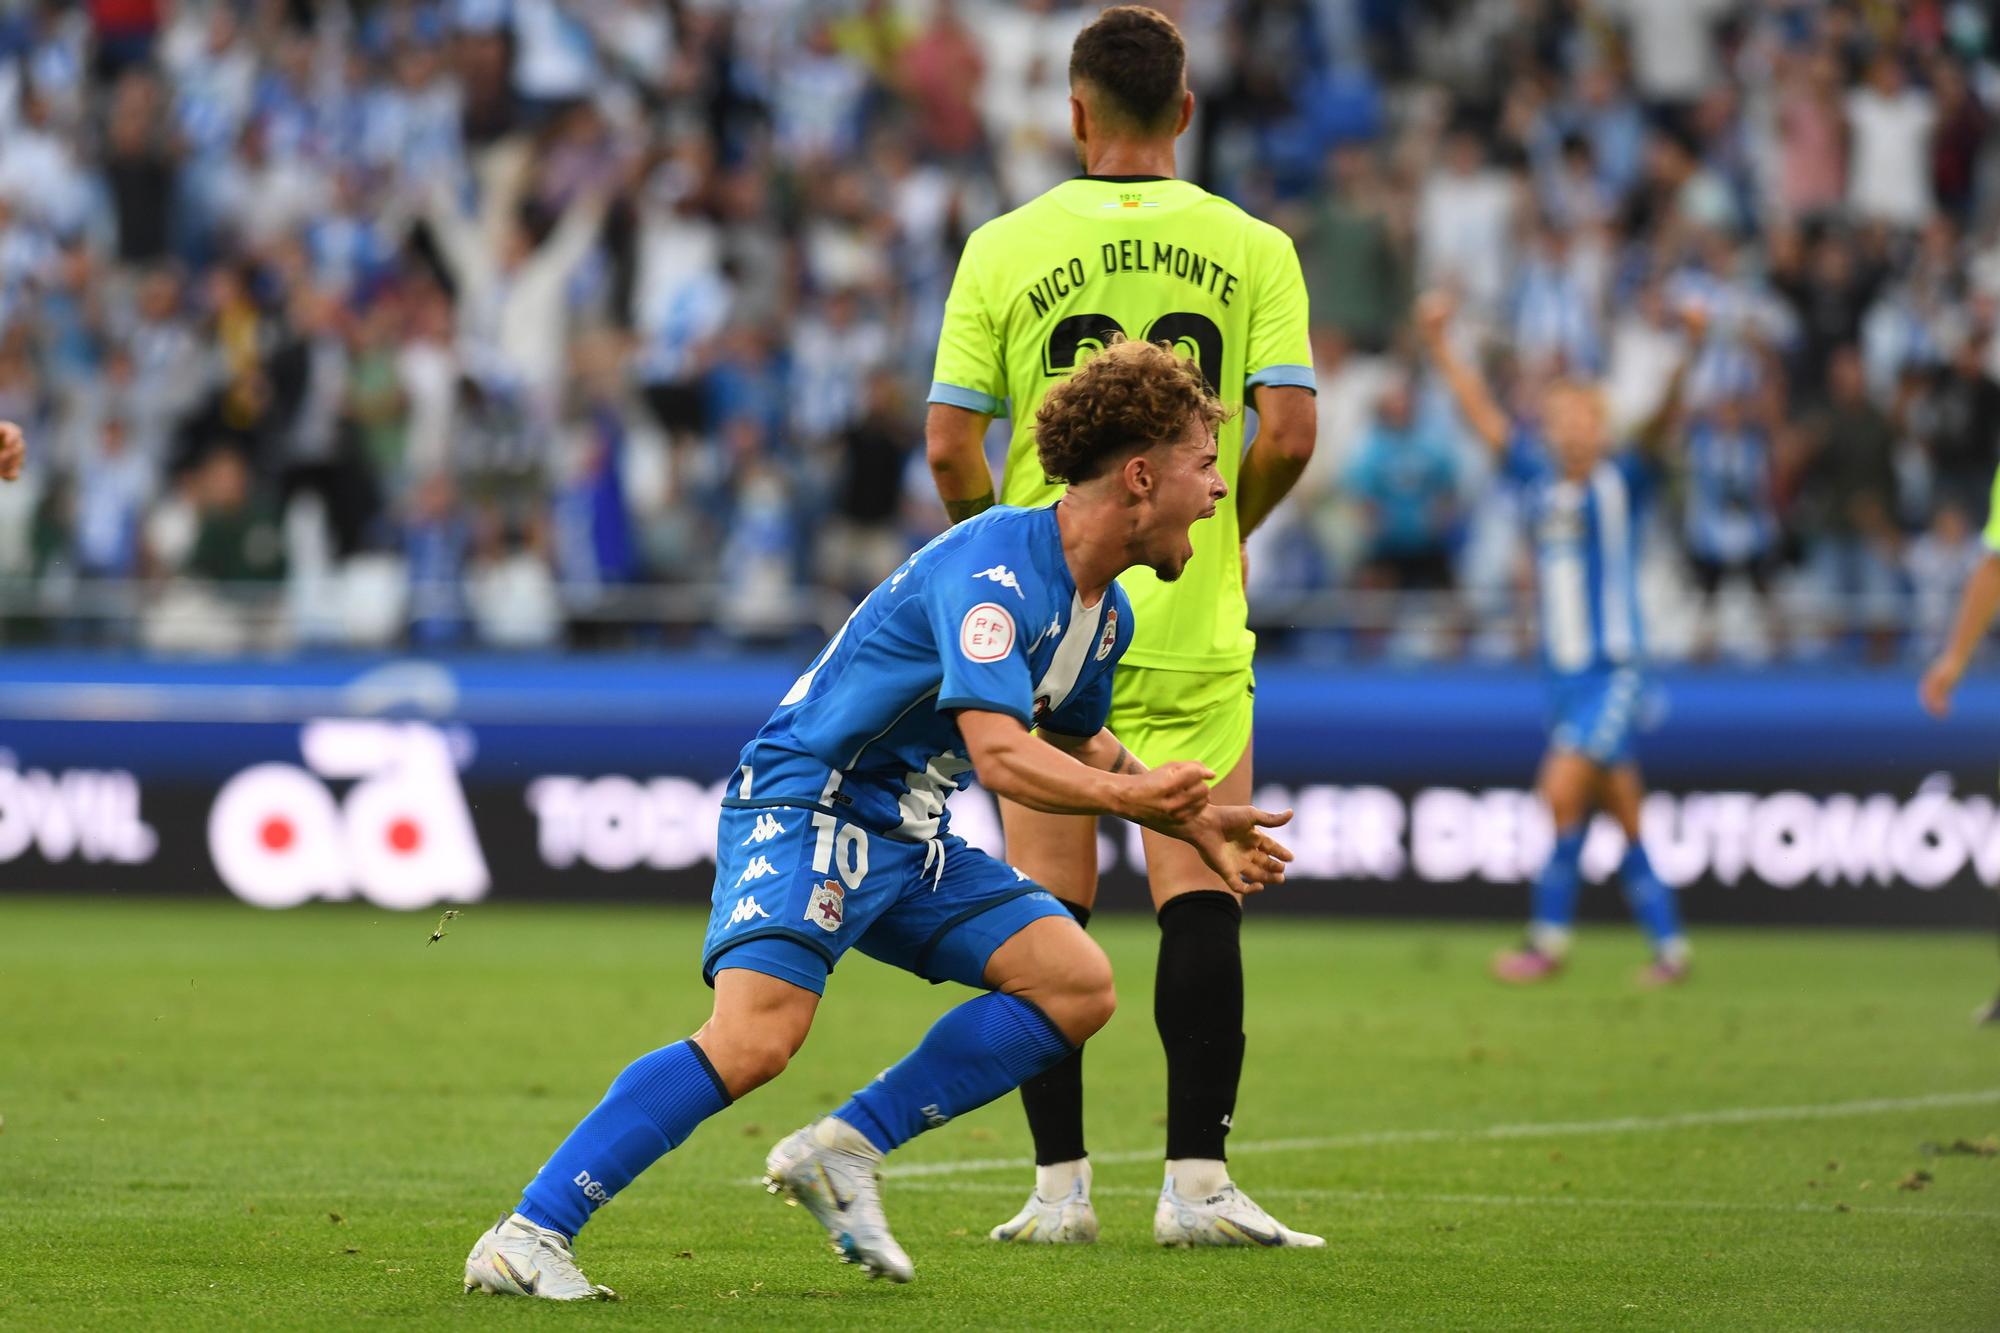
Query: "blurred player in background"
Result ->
[[463, 340, 1294, 1300], [1418, 291, 1693, 987], [925, 4, 1319, 1248], [1917, 465, 2000, 1025], [0, 420, 22, 481]]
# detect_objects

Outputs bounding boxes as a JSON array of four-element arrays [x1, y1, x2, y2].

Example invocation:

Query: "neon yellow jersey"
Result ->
[[929, 175, 1314, 674], [1986, 465, 2000, 551]]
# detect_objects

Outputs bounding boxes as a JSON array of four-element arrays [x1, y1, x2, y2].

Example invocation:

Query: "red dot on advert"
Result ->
[[387, 818, 422, 854], [259, 817, 294, 853]]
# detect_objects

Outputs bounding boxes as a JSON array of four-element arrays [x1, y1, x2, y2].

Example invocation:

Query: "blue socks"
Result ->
[[1619, 843, 1687, 959], [836, 992, 1074, 1154], [1529, 825, 1587, 955], [517, 1040, 731, 1239]]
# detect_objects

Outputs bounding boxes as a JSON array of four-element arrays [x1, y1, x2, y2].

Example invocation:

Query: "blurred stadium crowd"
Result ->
[[1, 0, 1999, 662]]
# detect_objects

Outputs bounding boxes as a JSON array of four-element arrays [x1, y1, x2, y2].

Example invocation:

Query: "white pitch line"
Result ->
[[879, 1088, 2000, 1181], [886, 1178, 2000, 1224]]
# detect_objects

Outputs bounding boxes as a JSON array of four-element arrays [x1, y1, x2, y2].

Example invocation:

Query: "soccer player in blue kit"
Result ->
[[1417, 292, 1692, 987], [461, 339, 1294, 1300]]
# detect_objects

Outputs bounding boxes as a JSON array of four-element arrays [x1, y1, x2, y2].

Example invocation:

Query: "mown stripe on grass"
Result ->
[[880, 1088, 2000, 1180], [893, 1178, 2000, 1223]]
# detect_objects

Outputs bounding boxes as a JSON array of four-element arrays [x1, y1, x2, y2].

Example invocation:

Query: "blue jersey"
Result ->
[[1683, 420, 1776, 565], [1506, 431, 1647, 677], [727, 505, 1134, 843]]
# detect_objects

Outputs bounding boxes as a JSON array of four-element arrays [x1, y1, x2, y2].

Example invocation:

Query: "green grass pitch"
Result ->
[[2, 898, 1997, 1330]]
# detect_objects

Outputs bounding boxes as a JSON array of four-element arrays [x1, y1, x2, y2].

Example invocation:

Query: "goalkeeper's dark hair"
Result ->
[[1070, 5, 1186, 135], [1035, 336, 1225, 485]]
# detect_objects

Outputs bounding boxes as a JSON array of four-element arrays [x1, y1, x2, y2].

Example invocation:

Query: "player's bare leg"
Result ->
[[1137, 743, 1319, 1247], [1601, 765, 1691, 985], [989, 800, 1104, 1241], [1495, 748, 1599, 982]]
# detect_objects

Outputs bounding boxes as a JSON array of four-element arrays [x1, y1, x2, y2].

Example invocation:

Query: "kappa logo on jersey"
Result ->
[[972, 565, 1025, 598], [737, 854, 779, 885], [741, 813, 787, 846], [960, 602, 1016, 662], [726, 895, 771, 928], [806, 877, 845, 932], [1096, 607, 1119, 661]]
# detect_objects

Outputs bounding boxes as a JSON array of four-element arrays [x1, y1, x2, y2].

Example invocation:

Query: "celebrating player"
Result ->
[[462, 339, 1294, 1300], [925, 4, 1319, 1248], [1917, 463, 2000, 1025], [1417, 291, 1692, 986]]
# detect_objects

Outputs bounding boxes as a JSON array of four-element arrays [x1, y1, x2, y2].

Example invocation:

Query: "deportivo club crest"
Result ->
[[1096, 608, 1119, 661], [806, 878, 845, 932]]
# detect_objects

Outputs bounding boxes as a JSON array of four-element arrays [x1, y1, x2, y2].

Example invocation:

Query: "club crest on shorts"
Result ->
[[1096, 607, 1119, 661], [806, 877, 845, 932]]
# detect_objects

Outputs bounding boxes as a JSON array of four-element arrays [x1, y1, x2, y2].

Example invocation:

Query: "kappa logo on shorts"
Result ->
[[959, 603, 1015, 662], [806, 877, 845, 932], [1096, 607, 1119, 661], [737, 855, 779, 885], [726, 895, 771, 928], [741, 813, 787, 845]]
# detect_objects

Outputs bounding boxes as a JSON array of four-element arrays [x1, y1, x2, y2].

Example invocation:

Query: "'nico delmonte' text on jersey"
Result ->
[[929, 176, 1314, 677]]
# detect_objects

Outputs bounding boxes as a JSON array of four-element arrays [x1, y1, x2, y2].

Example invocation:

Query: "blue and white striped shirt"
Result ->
[[1507, 431, 1648, 676]]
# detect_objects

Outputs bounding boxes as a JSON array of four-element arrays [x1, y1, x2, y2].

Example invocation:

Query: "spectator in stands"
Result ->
[[74, 416, 149, 579], [1846, 51, 1938, 230], [1416, 123, 1518, 322], [1908, 499, 1986, 653], [1305, 144, 1408, 352], [1344, 372, 1460, 593], [1923, 333, 2000, 517], [822, 368, 913, 600], [1774, 46, 1847, 223], [1800, 345, 1905, 651]]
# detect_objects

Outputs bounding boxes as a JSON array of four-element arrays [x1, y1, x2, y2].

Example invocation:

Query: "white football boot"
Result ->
[[463, 1212, 617, 1300], [1154, 1174, 1326, 1249], [989, 1160, 1100, 1243], [763, 1118, 916, 1283]]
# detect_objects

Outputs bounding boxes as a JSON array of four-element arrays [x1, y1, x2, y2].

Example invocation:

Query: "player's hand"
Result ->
[[1122, 761, 1214, 828], [0, 420, 22, 482], [1920, 653, 1965, 719], [1414, 290, 1454, 348], [1181, 803, 1294, 892]]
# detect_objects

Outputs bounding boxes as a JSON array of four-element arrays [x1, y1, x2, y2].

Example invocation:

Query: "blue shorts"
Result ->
[[701, 802, 1071, 994], [1546, 667, 1644, 767]]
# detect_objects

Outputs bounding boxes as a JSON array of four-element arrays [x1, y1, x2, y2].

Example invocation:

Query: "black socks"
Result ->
[[1155, 890, 1245, 1162], [1019, 898, 1092, 1166], [1018, 891, 1249, 1166]]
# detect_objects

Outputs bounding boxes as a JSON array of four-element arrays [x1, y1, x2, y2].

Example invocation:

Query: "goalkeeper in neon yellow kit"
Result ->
[[925, 5, 1321, 1246], [1919, 464, 2000, 1025]]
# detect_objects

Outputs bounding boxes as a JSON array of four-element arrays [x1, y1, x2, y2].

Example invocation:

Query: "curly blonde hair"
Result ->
[[1034, 336, 1226, 484]]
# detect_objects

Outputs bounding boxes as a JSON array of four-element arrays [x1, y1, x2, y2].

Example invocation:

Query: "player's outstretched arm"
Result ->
[[962, 711, 1293, 889], [1636, 303, 1710, 455], [1236, 384, 1317, 540], [0, 420, 21, 481], [1415, 290, 1509, 454], [926, 404, 998, 525], [1921, 552, 2000, 718]]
